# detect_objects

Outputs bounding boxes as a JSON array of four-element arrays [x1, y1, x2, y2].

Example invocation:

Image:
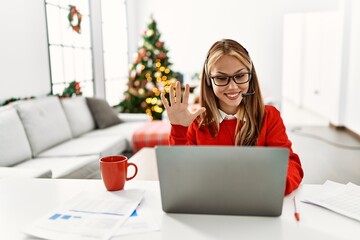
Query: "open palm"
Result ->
[[161, 81, 205, 126]]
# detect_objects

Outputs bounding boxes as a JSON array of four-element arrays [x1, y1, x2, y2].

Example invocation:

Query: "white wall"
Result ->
[[0, 0, 50, 101], [282, 0, 360, 135], [302, 11, 343, 122], [282, 13, 304, 106], [345, 0, 360, 134]]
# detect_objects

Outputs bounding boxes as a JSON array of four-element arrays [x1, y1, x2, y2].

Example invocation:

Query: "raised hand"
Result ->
[[161, 81, 206, 126]]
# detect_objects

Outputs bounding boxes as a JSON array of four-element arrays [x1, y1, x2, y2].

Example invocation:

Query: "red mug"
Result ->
[[99, 155, 138, 191]]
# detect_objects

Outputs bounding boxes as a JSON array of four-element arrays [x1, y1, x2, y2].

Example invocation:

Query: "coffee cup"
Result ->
[[99, 155, 138, 191]]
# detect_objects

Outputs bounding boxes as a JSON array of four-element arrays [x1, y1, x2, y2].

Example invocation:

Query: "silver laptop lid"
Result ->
[[155, 146, 289, 216]]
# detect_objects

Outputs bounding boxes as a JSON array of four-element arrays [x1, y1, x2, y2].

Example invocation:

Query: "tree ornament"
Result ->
[[130, 70, 136, 80], [154, 71, 162, 78], [145, 82, 155, 91], [156, 41, 164, 48], [138, 88, 145, 95], [158, 52, 166, 59], [146, 29, 154, 36], [140, 101, 148, 108], [139, 48, 147, 57]]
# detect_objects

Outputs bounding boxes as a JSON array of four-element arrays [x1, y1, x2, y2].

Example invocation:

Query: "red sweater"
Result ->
[[169, 105, 303, 195]]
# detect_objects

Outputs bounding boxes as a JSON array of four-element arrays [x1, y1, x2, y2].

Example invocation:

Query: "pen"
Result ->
[[293, 197, 300, 222]]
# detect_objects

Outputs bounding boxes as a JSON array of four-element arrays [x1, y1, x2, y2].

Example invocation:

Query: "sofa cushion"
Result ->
[[0, 106, 32, 166], [0, 166, 52, 178], [15, 96, 72, 157], [15, 155, 99, 179], [86, 97, 122, 129], [36, 136, 127, 158], [82, 121, 147, 151], [118, 113, 149, 122], [61, 97, 95, 137]]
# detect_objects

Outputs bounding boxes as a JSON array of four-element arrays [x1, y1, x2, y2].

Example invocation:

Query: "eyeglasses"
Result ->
[[210, 73, 251, 86]]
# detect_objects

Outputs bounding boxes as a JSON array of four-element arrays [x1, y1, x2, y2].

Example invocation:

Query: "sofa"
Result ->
[[0, 96, 149, 179]]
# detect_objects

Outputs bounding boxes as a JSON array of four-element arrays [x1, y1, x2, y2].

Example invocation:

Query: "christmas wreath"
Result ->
[[68, 5, 82, 34]]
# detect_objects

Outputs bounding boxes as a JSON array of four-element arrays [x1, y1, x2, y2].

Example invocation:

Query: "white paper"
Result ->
[[113, 201, 160, 238], [24, 189, 145, 240], [302, 180, 360, 221]]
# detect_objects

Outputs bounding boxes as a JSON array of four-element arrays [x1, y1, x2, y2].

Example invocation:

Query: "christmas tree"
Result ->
[[119, 16, 178, 120]]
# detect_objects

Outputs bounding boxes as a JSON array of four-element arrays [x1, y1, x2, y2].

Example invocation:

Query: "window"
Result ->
[[45, 0, 94, 96], [101, 0, 129, 106]]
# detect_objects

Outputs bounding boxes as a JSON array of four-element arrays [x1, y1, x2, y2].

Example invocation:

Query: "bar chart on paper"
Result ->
[[49, 213, 82, 220]]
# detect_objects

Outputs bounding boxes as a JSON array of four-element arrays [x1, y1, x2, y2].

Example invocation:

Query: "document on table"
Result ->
[[24, 189, 144, 240], [302, 180, 360, 221], [113, 201, 160, 238]]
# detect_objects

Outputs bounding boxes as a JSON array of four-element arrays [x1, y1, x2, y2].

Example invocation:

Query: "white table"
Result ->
[[129, 147, 158, 181], [0, 178, 359, 240]]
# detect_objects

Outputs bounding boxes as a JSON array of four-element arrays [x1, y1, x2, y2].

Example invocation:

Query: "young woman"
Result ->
[[160, 39, 303, 195]]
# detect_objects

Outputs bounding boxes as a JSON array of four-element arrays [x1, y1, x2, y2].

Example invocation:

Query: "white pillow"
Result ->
[[0, 106, 32, 166], [61, 97, 95, 137], [15, 96, 72, 157]]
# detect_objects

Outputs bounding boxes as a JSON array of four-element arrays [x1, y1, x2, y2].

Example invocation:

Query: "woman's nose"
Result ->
[[227, 79, 238, 89]]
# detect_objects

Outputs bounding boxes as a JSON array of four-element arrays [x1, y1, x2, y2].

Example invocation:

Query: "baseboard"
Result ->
[[329, 123, 360, 142]]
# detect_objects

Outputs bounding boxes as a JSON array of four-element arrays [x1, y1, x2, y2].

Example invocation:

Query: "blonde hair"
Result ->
[[199, 39, 265, 146]]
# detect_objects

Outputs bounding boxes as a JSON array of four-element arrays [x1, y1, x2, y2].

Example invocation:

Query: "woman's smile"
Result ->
[[224, 92, 241, 100]]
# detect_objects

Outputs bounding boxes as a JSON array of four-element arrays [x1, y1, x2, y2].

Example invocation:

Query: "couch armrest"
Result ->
[[118, 113, 150, 122]]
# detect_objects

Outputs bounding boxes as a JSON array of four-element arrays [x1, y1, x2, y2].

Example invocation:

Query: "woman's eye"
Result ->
[[234, 74, 245, 80], [216, 77, 228, 81]]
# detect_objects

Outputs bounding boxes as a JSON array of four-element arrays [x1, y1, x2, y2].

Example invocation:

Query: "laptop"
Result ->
[[155, 146, 289, 216]]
